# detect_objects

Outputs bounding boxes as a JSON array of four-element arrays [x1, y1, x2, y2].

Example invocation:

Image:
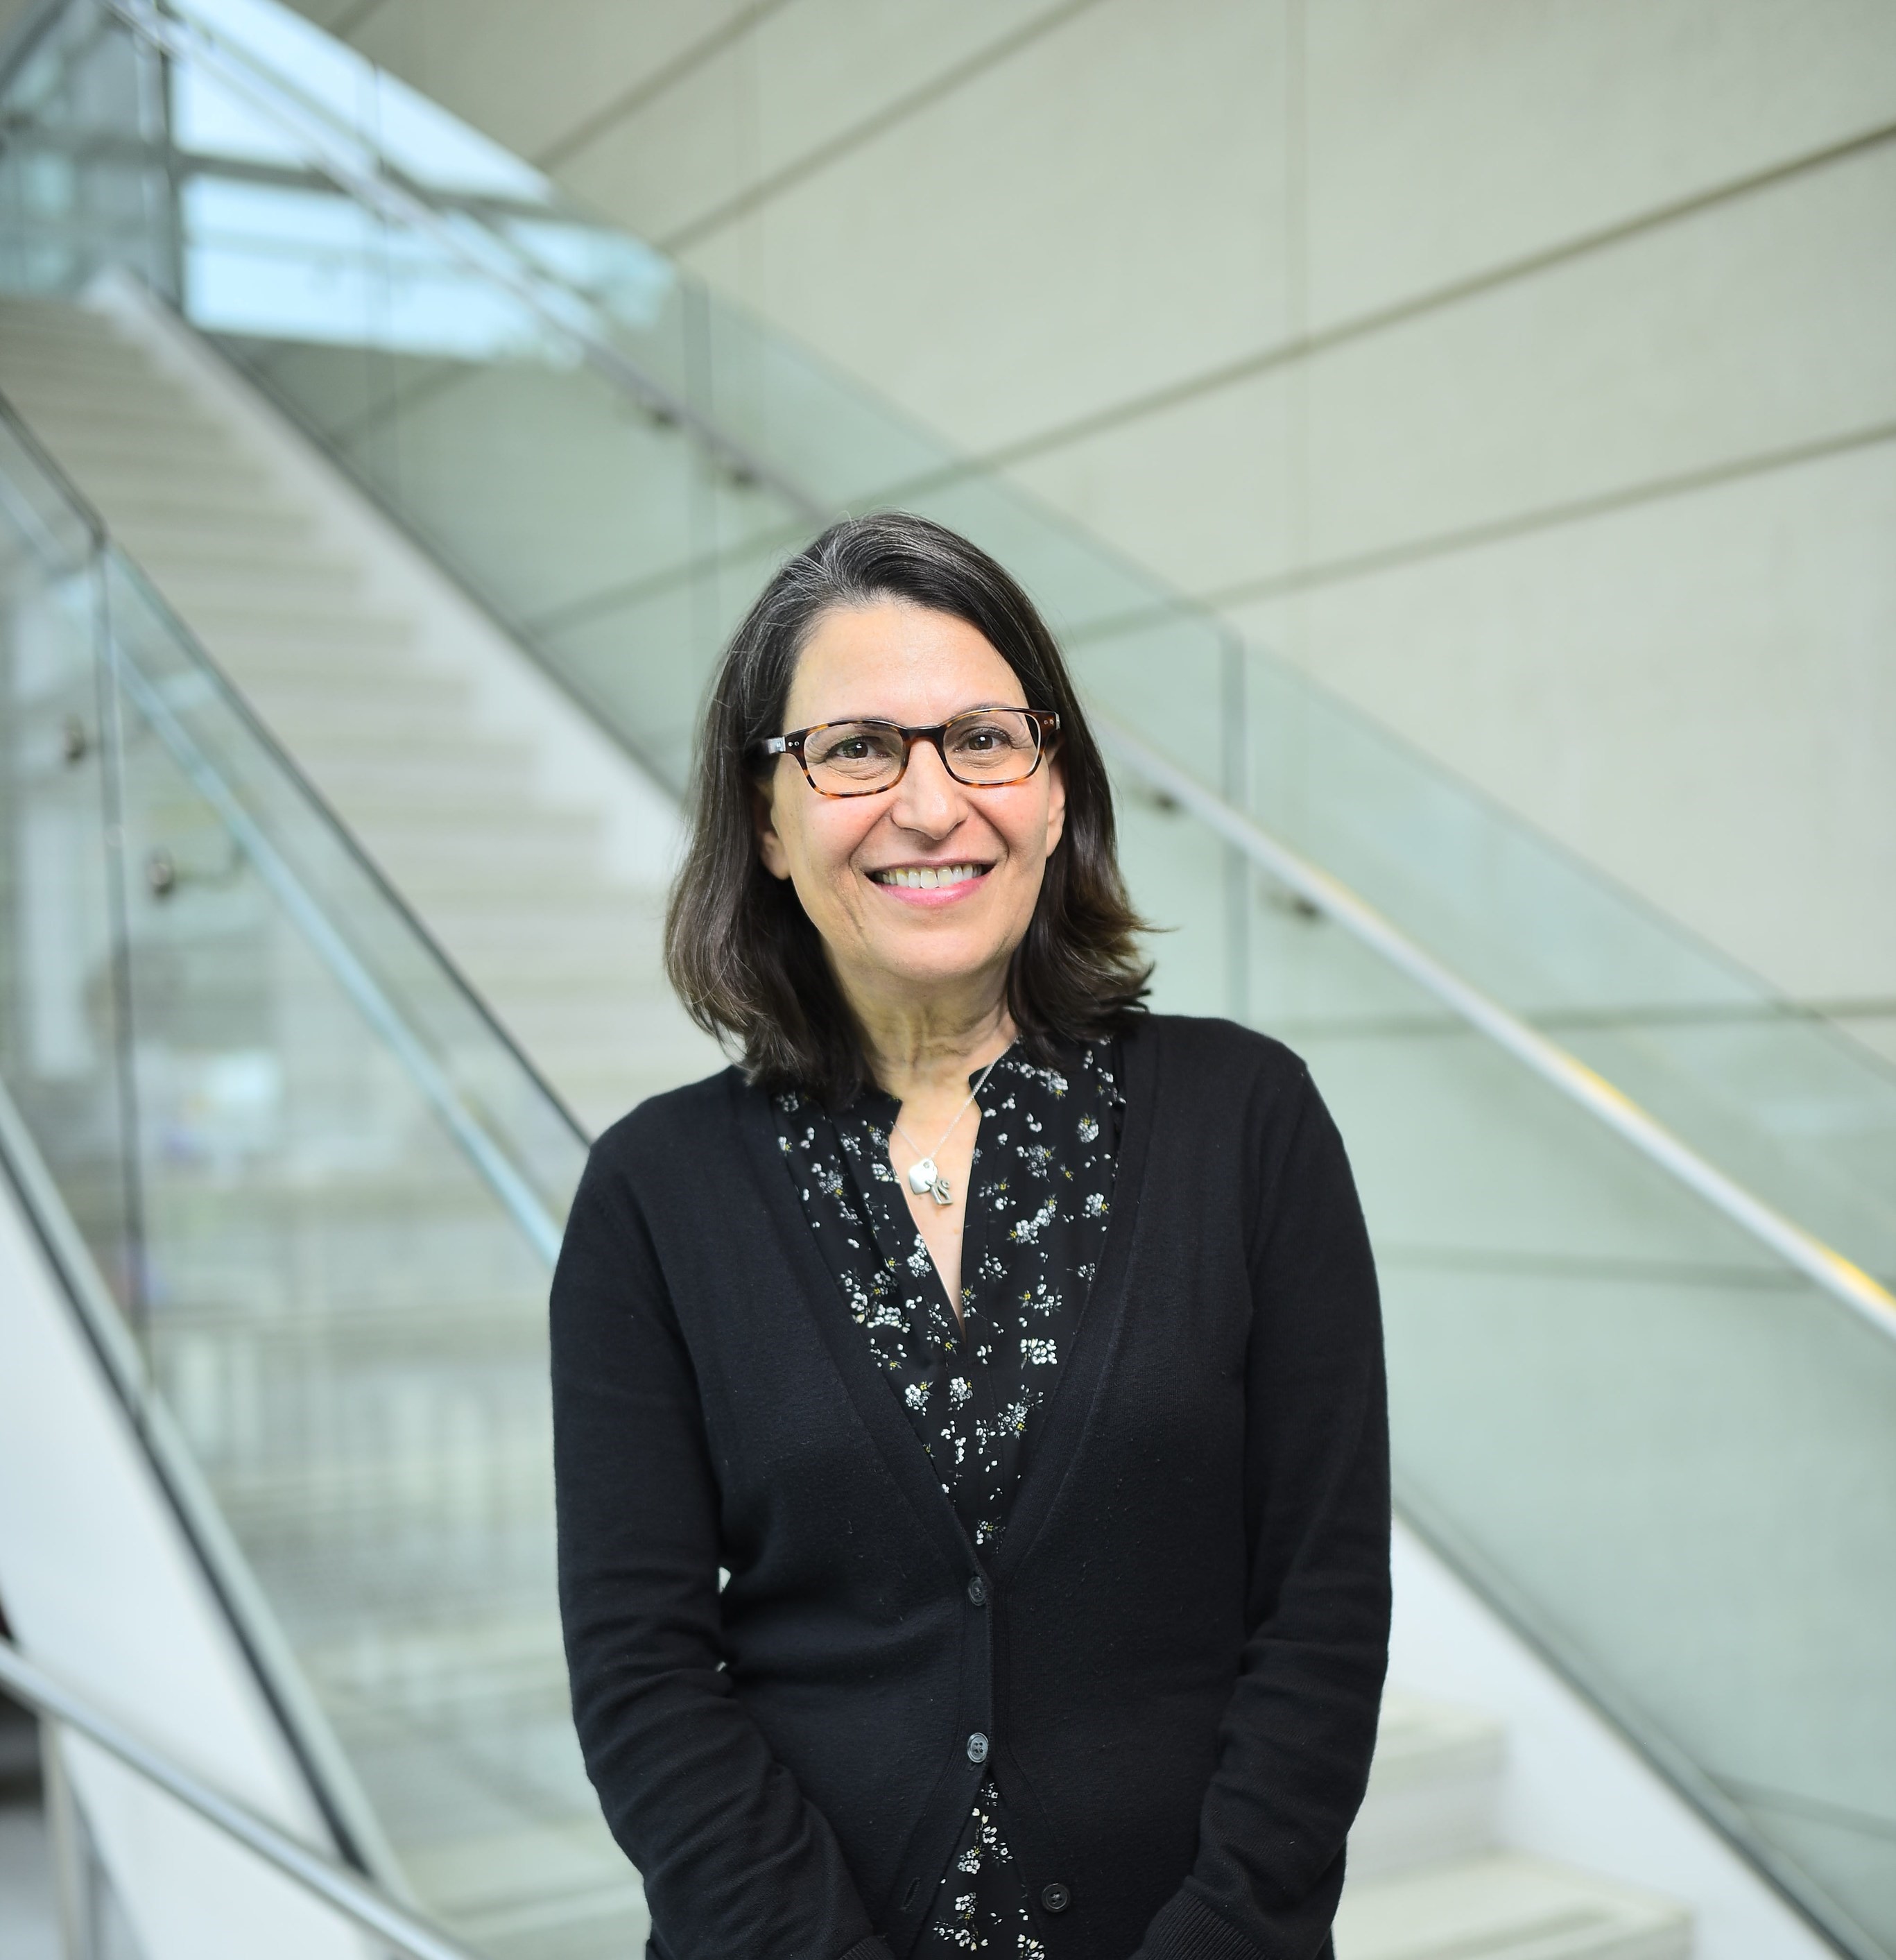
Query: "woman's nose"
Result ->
[[888, 737, 965, 835]]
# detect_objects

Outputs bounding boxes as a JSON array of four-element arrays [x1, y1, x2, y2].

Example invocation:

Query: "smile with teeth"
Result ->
[[870, 863, 988, 890]]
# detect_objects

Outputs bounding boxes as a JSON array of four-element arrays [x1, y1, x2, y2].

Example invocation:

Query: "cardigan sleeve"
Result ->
[[551, 1128, 893, 1960], [1133, 1067, 1391, 1960]]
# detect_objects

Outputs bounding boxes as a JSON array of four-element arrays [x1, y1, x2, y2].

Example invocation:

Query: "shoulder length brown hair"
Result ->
[[664, 512, 1150, 1102]]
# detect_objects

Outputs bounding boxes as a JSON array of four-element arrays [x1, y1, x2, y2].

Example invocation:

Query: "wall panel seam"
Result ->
[[533, 0, 800, 172], [1078, 419, 1896, 628], [653, 0, 1110, 253], [865, 119, 1896, 496]]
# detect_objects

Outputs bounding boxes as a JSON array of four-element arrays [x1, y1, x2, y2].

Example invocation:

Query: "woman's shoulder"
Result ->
[[1127, 1011, 1311, 1099], [585, 1063, 755, 1187], [1130, 1015, 1357, 1216]]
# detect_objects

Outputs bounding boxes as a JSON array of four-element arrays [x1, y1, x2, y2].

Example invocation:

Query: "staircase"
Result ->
[[1343, 1694, 1689, 1960], [0, 286, 1701, 1959], [0, 291, 720, 1138], [0, 290, 680, 1956]]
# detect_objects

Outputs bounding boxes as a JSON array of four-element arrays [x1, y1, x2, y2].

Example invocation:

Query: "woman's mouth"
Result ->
[[869, 862, 988, 891]]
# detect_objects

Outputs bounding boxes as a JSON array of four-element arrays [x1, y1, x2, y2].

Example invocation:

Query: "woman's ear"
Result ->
[[1042, 753, 1067, 858], [753, 776, 793, 880]]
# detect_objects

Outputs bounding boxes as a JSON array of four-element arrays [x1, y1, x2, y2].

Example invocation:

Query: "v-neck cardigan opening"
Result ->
[[734, 1024, 1160, 1593], [734, 1028, 1162, 1952]]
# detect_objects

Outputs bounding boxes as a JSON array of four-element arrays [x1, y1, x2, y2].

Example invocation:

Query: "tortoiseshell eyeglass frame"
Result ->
[[757, 709, 1060, 798]]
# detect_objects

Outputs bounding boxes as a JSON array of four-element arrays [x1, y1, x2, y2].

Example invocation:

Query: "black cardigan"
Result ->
[[551, 1015, 1390, 1960]]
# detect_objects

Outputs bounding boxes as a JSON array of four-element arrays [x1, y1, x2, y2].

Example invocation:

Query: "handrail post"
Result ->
[[42, 1721, 101, 1960]]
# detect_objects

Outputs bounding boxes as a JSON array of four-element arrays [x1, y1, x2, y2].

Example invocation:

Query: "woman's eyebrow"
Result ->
[[813, 702, 1025, 723]]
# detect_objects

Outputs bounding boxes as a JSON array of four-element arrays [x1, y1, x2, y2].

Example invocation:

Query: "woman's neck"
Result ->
[[845, 976, 1017, 1105]]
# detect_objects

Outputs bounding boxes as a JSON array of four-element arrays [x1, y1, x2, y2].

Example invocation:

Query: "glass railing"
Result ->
[[0, 399, 635, 1955], [3, 3, 1895, 1954], [5, 1633, 486, 1960], [1114, 776, 1896, 1960], [8, 0, 1892, 1305], [2, 0, 1890, 1297]]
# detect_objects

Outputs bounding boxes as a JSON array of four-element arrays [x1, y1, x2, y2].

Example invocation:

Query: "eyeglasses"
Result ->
[[760, 708, 1059, 798]]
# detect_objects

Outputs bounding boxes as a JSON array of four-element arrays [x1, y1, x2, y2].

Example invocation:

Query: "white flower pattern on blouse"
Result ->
[[775, 1040, 1122, 1956]]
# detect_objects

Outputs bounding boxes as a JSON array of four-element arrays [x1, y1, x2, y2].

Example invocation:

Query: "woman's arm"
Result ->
[[1135, 1069, 1392, 1960], [551, 1129, 892, 1960]]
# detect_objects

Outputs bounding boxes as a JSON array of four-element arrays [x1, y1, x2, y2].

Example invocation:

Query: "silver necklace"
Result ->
[[892, 1048, 1009, 1207]]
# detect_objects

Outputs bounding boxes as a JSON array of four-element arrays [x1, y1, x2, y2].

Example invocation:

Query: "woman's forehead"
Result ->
[[787, 601, 1025, 722]]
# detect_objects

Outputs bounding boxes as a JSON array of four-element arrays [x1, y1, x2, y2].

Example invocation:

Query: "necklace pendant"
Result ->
[[907, 1158, 954, 1206]]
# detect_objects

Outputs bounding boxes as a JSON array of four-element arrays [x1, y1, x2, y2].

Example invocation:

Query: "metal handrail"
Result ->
[[0, 1638, 488, 1960], [1096, 717, 1896, 1340], [103, 0, 825, 524]]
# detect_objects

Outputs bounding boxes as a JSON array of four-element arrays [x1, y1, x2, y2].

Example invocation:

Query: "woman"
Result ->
[[552, 513, 1389, 1960]]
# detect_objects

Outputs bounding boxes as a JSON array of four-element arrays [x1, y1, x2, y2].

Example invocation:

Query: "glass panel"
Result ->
[[0, 0, 177, 304], [0, 424, 139, 1318], [1320, 969, 1896, 1952], [0, 383, 635, 1957]]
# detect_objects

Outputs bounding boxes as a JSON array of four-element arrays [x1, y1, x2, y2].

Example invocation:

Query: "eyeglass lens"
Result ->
[[803, 712, 1042, 791]]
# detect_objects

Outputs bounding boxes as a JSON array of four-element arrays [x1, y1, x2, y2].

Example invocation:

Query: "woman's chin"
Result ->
[[853, 928, 1017, 999]]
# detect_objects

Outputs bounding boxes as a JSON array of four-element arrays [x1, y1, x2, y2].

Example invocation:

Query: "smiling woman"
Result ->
[[551, 514, 1390, 1960], [666, 515, 1149, 1103]]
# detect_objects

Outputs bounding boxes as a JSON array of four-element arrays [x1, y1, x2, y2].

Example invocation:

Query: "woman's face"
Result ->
[[755, 601, 1066, 1015]]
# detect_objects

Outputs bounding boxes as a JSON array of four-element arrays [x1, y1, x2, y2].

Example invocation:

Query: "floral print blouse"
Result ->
[[775, 1040, 1123, 1955]]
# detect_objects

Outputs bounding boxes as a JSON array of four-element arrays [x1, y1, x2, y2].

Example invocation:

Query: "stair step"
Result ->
[[368, 839, 610, 895], [463, 965, 673, 1010], [1351, 1691, 1506, 1880], [144, 558, 368, 608], [5, 392, 218, 440], [505, 1011, 682, 1062], [372, 865, 625, 909], [229, 698, 482, 746], [183, 602, 417, 648], [158, 1292, 546, 1340], [301, 742, 542, 798], [1336, 1854, 1689, 1960], [311, 776, 555, 824], [0, 329, 142, 375], [356, 798, 604, 842], [62, 457, 289, 515], [308, 779, 578, 828], [111, 502, 318, 549], [435, 922, 666, 970], [42, 439, 278, 488], [0, 352, 169, 391], [22, 422, 251, 473], [0, 297, 133, 336], [239, 672, 466, 723]]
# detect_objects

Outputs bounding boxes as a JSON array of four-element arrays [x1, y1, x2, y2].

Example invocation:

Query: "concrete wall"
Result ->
[[296, 2, 1895, 1047]]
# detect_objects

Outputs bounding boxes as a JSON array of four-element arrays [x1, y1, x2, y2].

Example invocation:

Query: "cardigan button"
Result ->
[[967, 1575, 988, 1606], [1041, 1882, 1071, 1914], [966, 1731, 990, 1764]]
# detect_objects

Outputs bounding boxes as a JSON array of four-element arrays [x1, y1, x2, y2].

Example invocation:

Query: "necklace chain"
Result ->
[[892, 1047, 1010, 1207]]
